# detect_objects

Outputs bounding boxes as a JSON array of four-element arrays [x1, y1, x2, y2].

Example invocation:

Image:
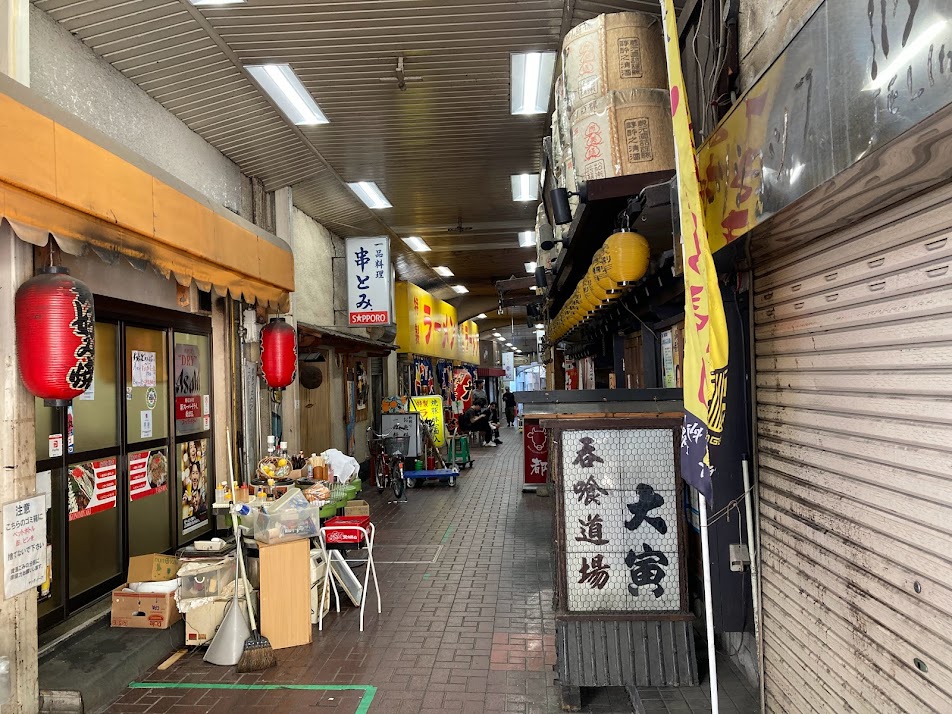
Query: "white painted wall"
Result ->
[[28, 5, 248, 217]]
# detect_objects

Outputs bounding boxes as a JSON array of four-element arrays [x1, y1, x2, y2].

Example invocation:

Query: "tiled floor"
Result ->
[[638, 653, 759, 714], [101, 433, 758, 714]]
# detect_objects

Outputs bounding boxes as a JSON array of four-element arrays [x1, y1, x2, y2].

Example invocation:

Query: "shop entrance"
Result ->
[[36, 298, 214, 630]]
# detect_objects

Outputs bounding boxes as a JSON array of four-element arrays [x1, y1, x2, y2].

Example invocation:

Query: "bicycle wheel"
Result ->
[[374, 452, 388, 493], [391, 456, 406, 500]]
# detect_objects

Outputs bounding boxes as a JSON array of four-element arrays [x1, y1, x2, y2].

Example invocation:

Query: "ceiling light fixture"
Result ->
[[452, 285, 469, 294], [518, 230, 535, 247], [511, 174, 539, 202], [401, 236, 430, 252], [505, 342, 514, 347], [525, 261, 537, 273], [497, 336, 506, 342], [245, 64, 328, 126], [534, 323, 545, 329], [492, 332, 502, 337], [347, 181, 392, 209], [510, 51, 557, 115], [434, 266, 454, 277], [474, 313, 487, 320]]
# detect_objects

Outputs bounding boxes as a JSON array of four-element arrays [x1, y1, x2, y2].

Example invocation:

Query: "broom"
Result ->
[[225, 429, 276, 672]]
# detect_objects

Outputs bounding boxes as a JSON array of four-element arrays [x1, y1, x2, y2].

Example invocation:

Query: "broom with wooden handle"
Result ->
[[225, 429, 276, 672]]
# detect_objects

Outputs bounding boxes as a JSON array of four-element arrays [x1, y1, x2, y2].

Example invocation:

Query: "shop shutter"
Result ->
[[753, 184, 952, 713]]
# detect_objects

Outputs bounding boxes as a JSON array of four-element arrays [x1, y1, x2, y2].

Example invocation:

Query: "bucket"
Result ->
[[562, 12, 667, 111], [570, 88, 675, 181]]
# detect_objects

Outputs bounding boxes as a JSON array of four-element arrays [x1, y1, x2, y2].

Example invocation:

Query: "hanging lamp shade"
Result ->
[[15, 267, 96, 407], [260, 317, 297, 389], [593, 230, 651, 292]]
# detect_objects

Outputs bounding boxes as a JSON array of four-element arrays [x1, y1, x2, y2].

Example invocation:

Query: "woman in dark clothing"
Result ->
[[503, 388, 516, 427]]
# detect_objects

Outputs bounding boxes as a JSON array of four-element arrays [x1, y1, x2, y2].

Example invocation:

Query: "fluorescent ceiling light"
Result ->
[[190, 0, 245, 5], [534, 323, 545, 329], [525, 261, 538, 273], [452, 285, 469, 294], [475, 313, 487, 320], [434, 266, 454, 277], [511, 174, 539, 202], [245, 64, 327, 126], [505, 343, 514, 347], [865, 20, 947, 91], [492, 332, 502, 337], [510, 52, 557, 115], [518, 230, 535, 247], [497, 336, 506, 341], [401, 236, 430, 252], [347, 181, 392, 209]]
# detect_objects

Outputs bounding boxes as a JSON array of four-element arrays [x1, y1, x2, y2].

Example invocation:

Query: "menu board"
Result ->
[[67, 458, 117, 521], [129, 448, 169, 501]]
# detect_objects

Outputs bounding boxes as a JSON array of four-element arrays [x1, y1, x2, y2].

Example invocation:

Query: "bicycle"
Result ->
[[367, 427, 408, 500]]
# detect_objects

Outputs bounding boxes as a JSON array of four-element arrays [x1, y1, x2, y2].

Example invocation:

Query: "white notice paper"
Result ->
[[3, 495, 47, 598], [131, 351, 157, 387], [36, 471, 52, 511], [140, 410, 153, 439], [79, 382, 95, 401], [49, 435, 63, 459]]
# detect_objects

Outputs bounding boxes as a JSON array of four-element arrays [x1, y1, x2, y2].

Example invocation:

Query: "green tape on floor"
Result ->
[[128, 681, 377, 714], [440, 523, 455, 543]]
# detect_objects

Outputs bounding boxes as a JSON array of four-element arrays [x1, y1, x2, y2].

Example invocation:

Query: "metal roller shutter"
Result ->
[[753, 184, 952, 713]]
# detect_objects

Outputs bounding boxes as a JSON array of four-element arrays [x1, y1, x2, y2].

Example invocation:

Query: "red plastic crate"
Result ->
[[324, 515, 371, 544]]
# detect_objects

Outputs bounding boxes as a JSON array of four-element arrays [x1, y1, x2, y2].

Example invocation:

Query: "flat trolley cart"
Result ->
[[404, 415, 460, 488]]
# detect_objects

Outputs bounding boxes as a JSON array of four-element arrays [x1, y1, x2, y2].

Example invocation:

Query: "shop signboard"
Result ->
[[180, 439, 209, 535], [346, 236, 393, 327], [3, 495, 47, 598], [561, 428, 681, 612], [410, 396, 445, 447], [459, 321, 480, 364], [502, 351, 514, 382], [661, 330, 676, 388], [380, 413, 421, 458], [129, 448, 169, 501], [67, 458, 117, 521], [523, 420, 548, 488], [394, 282, 480, 363]]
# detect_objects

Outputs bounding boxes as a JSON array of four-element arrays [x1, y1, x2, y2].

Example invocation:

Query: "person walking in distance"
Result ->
[[503, 387, 517, 427]]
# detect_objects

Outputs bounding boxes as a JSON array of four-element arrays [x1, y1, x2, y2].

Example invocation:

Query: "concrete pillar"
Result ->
[[0, 5, 37, 712], [0, 225, 39, 714], [273, 187, 300, 455]]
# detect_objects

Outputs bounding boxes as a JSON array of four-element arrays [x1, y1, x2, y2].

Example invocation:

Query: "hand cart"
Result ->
[[404, 411, 460, 488]]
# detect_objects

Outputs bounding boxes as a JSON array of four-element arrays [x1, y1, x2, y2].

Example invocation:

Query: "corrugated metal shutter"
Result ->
[[753, 184, 952, 713]]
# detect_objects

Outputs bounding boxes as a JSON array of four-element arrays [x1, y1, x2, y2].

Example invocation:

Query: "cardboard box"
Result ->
[[111, 589, 181, 629], [344, 500, 370, 517], [128, 554, 179, 583]]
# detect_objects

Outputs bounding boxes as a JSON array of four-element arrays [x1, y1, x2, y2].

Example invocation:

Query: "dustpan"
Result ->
[[204, 536, 250, 666]]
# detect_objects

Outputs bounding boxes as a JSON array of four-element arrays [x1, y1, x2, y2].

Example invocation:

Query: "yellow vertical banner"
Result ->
[[410, 396, 446, 447], [659, 0, 729, 501]]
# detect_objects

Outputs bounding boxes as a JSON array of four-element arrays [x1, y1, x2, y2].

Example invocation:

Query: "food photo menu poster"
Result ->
[[67, 458, 117, 521], [129, 449, 169, 501]]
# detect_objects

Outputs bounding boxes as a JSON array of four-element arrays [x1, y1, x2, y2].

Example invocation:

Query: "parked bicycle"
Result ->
[[367, 427, 408, 500]]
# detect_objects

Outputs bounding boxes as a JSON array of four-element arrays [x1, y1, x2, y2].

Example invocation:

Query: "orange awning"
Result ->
[[0, 76, 293, 310]]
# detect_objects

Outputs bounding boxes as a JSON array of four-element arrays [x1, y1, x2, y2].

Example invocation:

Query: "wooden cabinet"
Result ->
[[258, 537, 312, 649]]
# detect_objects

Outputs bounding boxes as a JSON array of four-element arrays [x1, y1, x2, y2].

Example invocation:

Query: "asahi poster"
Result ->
[[67, 458, 117, 521], [180, 439, 209, 534], [129, 448, 169, 501], [174, 344, 204, 435]]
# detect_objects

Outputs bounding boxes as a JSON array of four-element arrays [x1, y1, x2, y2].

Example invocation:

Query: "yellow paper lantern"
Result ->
[[593, 230, 650, 293]]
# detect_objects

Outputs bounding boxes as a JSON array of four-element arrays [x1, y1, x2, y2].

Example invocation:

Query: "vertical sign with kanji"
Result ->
[[3, 495, 47, 599], [523, 420, 549, 487], [561, 428, 680, 612], [346, 236, 393, 326]]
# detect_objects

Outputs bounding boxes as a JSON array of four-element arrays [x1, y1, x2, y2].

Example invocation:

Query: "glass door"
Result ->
[[125, 326, 172, 557]]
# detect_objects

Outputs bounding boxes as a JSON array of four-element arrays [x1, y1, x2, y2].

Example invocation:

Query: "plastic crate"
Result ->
[[323, 515, 371, 545]]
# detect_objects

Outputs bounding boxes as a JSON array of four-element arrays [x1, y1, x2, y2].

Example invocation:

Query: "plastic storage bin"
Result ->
[[254, 504, 321, 544], [177, 558, 237, 600]]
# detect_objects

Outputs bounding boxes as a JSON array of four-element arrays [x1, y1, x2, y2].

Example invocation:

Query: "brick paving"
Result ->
[[101, 434, 755, 714]]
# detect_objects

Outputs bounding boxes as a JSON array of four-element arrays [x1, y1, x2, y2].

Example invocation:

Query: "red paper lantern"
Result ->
[[15, 266, 96, 407], [260, 317, 297, 389]]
